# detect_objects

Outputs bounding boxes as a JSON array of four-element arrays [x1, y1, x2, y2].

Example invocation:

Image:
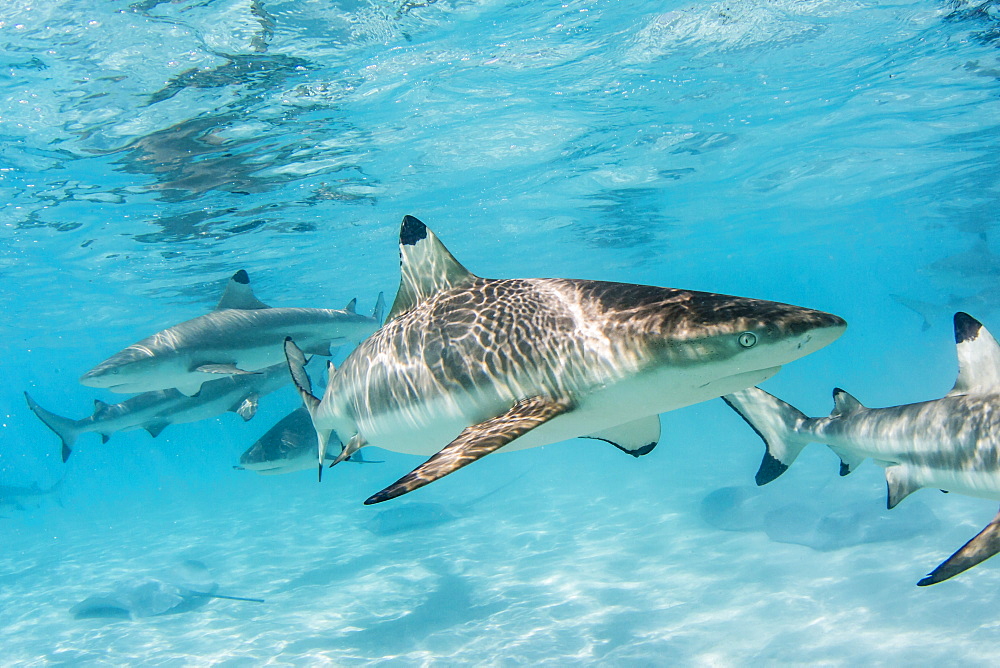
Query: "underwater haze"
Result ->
[[3, 0, 1000, 664]]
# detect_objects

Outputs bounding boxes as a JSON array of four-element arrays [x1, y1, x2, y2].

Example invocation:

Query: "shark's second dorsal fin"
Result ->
[[386, 215, 477, 322], [830, 388, 864, 418], [215, 270, 270, 311], [949, 312, 1000, 396]]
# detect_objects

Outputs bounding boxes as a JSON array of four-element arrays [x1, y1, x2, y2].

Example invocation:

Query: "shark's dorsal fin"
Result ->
[[949, 312, 1000, 396], [93, 399, 111, 417], [830, 388, 864, 418], [214, 270, 270, 311], [386, 216, 477, 322], [371, 291, 386, 324], [344, 298, 357, 314]]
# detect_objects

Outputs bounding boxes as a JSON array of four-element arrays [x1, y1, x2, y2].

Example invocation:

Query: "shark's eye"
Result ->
[[112, 369, 120, 374], [738, 332, 758, 348]]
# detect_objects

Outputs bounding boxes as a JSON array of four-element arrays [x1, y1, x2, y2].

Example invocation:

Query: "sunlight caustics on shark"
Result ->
[[285, 215, 847, 503], [27, 361, 291, 463], [80, 269, 384, 396], [723, 312, 1000, 585]]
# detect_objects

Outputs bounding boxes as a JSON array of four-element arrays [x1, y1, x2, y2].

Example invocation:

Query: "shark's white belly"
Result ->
[[357, 363, 780, 456]]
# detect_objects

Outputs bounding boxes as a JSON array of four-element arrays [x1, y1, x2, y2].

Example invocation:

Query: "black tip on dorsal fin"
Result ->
[[233, 269, 250, 285], [955, 312, 981, 344], [400, 215, 428, 246]]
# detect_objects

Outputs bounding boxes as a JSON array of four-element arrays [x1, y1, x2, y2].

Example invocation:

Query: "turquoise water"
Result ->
[[3, 0, 1000, 663]]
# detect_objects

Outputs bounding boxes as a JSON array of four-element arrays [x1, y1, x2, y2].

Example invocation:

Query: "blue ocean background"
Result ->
[[3, 0, 1000, 663]]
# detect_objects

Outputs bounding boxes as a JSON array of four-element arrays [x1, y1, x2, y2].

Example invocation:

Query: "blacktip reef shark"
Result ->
[[27, 362, 291, 463], [723, 312, 1000, 585], [234, 406, 383, 475], [80, 270, 384, 396], [285, 214, 846, 503]]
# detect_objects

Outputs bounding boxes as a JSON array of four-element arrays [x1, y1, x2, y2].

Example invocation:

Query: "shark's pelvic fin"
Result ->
[[283, 338, 328, 481], [722, 387, 812, 485], [25, 392, 81, 463], [371, 291, 386, 324], [885, 464, 923, 509], [919, 507, 1000, 586], [193, 363, 259, 376], [214, 270, 271, 311], [583, 415, 661, 457], [332, 434, 367, 467], [231, 393, 259, 421], [831, 388, 865, 418], [365, 396, 573, 505], [386, 215, 478, 322], [949, 312, 1000, 397]]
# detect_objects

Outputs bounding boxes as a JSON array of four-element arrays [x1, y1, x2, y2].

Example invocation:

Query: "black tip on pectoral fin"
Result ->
[[318, 461, 323, 483], [755, 451, 788, 486], [61, 443, 72, 463], [918, 508, 1000, 586]]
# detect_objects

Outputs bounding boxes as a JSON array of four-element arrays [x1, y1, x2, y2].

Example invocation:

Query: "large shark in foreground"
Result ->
[[286, 215, 846, 503], [27, 362, 291, 462], [723, 312, 1000, 585], [80, 270, 384, 396]]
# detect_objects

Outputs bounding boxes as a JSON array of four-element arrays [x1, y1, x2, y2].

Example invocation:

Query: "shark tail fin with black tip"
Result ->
[[919, 507, 1000, 586], [722, 387, 815, 485], [283, 338, 330, 482], [24, 392, 82, 463]]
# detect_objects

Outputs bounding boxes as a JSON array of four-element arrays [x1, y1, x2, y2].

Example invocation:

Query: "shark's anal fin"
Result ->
[[582, 416, 660, 457], [194, 363, 259, 376], [214, 270, 271, 310], [919, 507, 1000, 586], [949, 312, 1000, 396], [144, 423, 169, 438], [365, 396, 572, 505], [885, 464, 923, 509]]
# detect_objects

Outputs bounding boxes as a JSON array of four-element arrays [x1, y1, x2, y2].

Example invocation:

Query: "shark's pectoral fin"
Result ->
[[144, 423, 168, 438], [365, 396, 573, 505], [583, 416, 660, 457], [919, 507, 1000, 586], [231, 393, 259, 421], [885, 464, 923, 509], [193, 363, 259, 376]]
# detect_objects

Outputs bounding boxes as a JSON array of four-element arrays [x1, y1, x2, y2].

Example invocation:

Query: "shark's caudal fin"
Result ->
[[24, 392, 82, 463], [386, 215, 478, 322], [214, 270, 271, 310], [919, 507, 1000, 586], [365, 396, 572, 504], [722, 387, 814, 485], [948, 312, 1000, 397], [283, 338, 328, 481]]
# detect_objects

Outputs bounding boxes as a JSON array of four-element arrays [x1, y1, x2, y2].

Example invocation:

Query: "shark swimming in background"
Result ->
[[0, 477, 64, 512], [723, 312, 1000, 585], [234, 406, 383, 475], [27, 362, 291, 462], [286, 214, 846, 503], [80, 270, 384, 396]]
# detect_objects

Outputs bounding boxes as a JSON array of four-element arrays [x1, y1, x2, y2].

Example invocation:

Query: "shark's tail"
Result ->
[[24, 392, 82, 463], [722, 387, 816, 485], [283, 337, 332, 482]]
